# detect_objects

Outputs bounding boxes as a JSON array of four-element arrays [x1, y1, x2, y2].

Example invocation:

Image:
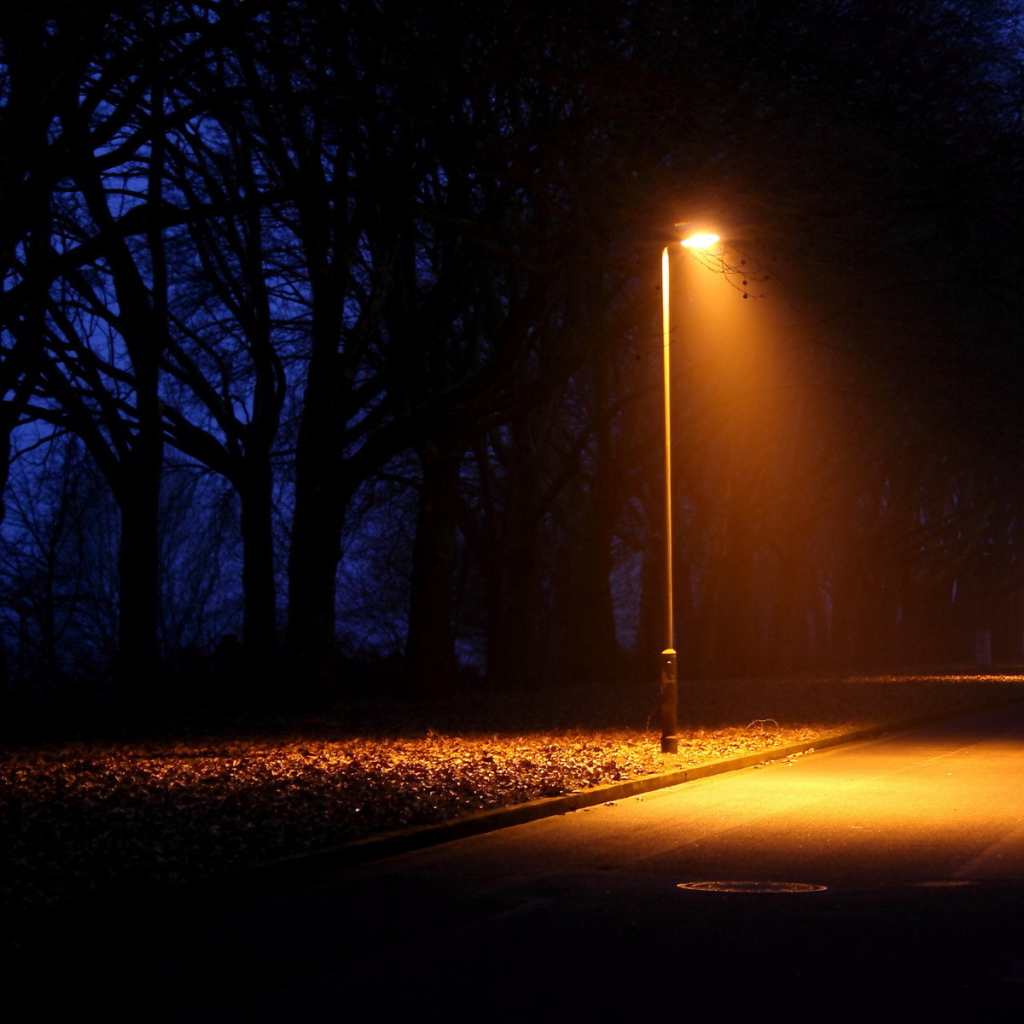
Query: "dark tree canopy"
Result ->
[[3, 0, 1024, 721]]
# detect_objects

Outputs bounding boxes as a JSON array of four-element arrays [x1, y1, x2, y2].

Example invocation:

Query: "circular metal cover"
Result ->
[[677, 880, 827, 893]]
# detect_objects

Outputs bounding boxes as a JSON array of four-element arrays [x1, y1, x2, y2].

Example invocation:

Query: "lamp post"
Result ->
[[659, 229, 720, 755]]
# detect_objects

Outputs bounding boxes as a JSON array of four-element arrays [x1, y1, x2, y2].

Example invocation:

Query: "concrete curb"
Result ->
[[13, 695, 1024, 931], [227, 699, 1024, 890]]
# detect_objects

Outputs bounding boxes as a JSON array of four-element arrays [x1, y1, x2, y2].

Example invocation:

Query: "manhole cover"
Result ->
[[677, 880, 827, 893]]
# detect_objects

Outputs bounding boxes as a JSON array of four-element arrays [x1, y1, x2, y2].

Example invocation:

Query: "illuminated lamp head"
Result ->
[[680, 231, 720, 250]]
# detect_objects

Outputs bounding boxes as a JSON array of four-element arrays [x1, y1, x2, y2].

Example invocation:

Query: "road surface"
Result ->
[[17, 700, 1024, 1022]]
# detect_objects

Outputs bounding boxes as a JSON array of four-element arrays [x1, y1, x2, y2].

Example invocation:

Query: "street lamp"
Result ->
[[659, 228, 720, 755]]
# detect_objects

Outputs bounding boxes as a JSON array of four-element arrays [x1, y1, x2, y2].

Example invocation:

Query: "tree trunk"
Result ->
[[285, 368, 353, 707], [113, 435, 162, 707], [285, 488, 343, 708], [550, 499, 619, 687], [486, 546, 545, 693], [637, 521, 667, 681], [237, 455, 278, 695], [404, 439, 463, 698]]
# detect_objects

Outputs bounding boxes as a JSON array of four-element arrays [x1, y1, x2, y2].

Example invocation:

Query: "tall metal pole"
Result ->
[[660, 246, 678, 755]]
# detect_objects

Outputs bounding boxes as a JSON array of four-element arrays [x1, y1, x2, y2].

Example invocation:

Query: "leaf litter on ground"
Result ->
[[3, 670, 1023, 920]]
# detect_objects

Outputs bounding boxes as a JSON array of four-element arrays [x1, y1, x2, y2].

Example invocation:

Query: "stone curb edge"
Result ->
[[217, 694, 1024, 891]]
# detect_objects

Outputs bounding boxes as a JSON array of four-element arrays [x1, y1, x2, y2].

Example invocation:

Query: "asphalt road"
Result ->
[[18, 700, 1024, 1022]]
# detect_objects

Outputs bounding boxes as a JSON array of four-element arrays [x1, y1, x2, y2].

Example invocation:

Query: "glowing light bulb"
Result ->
[[680, 232, 720, 249]]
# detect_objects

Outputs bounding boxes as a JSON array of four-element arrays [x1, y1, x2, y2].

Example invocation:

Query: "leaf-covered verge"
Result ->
[[3, 673, 1023, 920]]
